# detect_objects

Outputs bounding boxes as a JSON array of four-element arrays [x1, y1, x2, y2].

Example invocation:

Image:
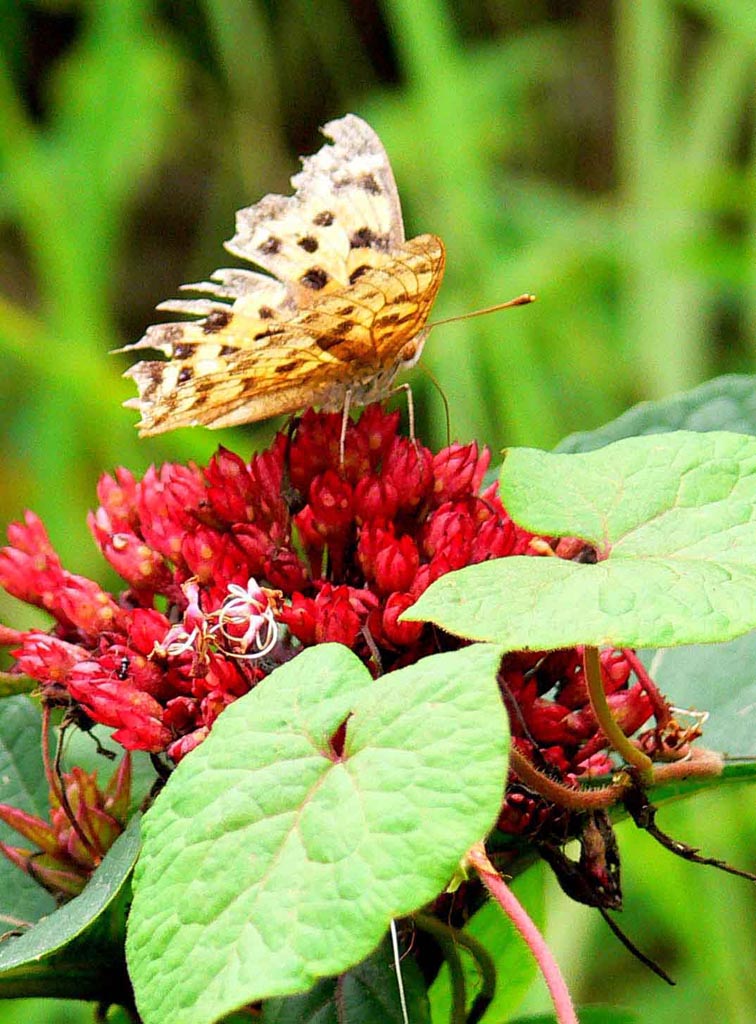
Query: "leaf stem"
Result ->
[[413, 913, 467, 1024], [584, 646, 654, 783], [414, 912, 497, 1023], [467, 843, 578, 1024]]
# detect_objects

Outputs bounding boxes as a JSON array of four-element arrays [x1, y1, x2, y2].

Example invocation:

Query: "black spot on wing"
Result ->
[[219, 345, 236, 357], [349, 265, 369, 284], [301, 267, 329, 290], [178, 367, 193, 384], [313, 210, 334, 227], [203, 310, 233, 334], [254, 326, 286, 340], [173, 343, 193, 359], [356, 173, 381, 195], [350, 227, 378, 249], [297, 236, 319, 253], [316, 335, 341, 352], [276, 360, 301, 374], [259, 236, 281, 255], [258, 306, 275, 319]]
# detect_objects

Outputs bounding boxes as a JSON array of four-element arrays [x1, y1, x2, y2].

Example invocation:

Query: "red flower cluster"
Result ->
[[0, 406, 657, 794], [0, 407, 533, 762]]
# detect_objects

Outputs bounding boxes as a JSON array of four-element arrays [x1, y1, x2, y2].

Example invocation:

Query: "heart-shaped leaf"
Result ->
[[127, 642, 509, 1024], [405, 432, 756, 651]]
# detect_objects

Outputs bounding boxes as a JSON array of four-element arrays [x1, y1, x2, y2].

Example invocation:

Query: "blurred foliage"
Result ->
[[0, 1, 755, 1021]]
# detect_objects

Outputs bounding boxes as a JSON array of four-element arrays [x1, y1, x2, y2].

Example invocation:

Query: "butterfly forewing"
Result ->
[[121, 115, 445, 436]]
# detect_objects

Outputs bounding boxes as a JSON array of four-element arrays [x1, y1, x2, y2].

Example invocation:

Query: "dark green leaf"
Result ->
[[0, 817, 140, 1002], [0, 697, 56, 924], [557, 374, 756, 453], [262, 933, 430, 1023]]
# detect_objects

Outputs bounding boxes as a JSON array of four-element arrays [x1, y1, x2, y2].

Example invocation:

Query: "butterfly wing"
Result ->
[[124, 234, 445, 434], [121, 114, 445, 435]]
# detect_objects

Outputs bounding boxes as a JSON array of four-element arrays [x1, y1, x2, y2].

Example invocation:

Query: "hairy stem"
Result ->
[[509, 747, 623, 810], [467, 843, 578, 1024]]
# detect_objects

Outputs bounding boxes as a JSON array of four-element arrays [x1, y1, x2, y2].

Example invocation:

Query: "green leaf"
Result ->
[[557, 373, 756, 453], [0, 697, 56, 924], [405, 431, 756, 650], [0, 816, 140, 1001], [127, 643, 509, 1024], [262, 933, 430, 1023]]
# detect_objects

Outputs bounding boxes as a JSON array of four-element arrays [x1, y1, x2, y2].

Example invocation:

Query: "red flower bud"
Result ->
[[379, 592, 424, 647], [353, 474, 400, 524], [383, 437, 434, 511], [205, 447, 255, 522], [431, 442, 490, 505], [372, 534, 420, 595], [356, 403, 401, 469], [308, 471, 354, 537]]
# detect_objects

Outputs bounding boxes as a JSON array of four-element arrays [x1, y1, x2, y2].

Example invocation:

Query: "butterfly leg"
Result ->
[[339, 389, 353, 467], [389, 382, 416, 446]]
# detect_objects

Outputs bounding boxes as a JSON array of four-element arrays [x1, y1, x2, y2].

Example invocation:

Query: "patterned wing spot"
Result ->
[[258, 306, 276, 319], [177, 367, 193, 384], [276, 360, 301, 374], [349, 265, 369, 284], [202, 310, 233, 334], [219, 345, 236, 357], [173, 343, 193, 359], [254, 326, 286, 340], [356, 173, 381, 195], [316, 334, 343, 352], [350, 227, 384, 249], [162, 325, 185, 344], [313, 210, 334, 226], [301, 267, 329, 290], [259, 236, 281, 255], [297, 236, 319, 253]]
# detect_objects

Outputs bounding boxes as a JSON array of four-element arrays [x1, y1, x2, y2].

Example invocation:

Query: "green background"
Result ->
[[1, 2, 755, 1021]]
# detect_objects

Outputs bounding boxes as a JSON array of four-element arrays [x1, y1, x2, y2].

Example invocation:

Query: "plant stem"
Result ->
[[622, 648, 672, 728], [413, 913, 467, 1024], [467, 843, 579, 1024], [584, 645, 653, 783], [414, 912, 497, 1022], [509, 747, 622, 810]]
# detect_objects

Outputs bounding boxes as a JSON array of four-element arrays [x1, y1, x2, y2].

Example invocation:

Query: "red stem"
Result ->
[[622, 648, 672, 728], [467, 843, 579, 1024]]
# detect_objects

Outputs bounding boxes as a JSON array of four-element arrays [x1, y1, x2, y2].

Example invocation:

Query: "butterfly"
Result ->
[[120, 114, 447, 436]]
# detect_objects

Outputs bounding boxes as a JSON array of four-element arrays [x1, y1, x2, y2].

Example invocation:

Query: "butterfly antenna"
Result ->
[[428, 293, 536, 330], [416, 365, 451, 447]]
